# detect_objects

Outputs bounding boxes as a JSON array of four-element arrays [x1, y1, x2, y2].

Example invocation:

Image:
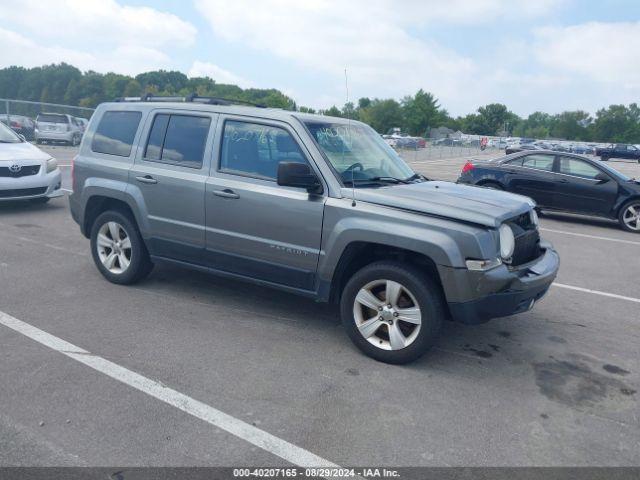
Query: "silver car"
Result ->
[[0, 121, 62, 203], [35, 112, 82, 146]]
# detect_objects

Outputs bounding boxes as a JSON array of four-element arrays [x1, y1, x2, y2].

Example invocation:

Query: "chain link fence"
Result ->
[[0, 98, 94, 142]]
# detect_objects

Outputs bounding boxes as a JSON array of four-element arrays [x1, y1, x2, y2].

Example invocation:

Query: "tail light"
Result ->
[[71, 155, 77, 192], [461, 161, 475, 174]]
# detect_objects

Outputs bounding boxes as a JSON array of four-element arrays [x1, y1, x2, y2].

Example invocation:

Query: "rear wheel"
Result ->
[[618, 200, 640, 233], [600, 156, 609, 162], [478, 181, 504, 190], [340, 261, 445, 364], [90, 210, 153, 284]]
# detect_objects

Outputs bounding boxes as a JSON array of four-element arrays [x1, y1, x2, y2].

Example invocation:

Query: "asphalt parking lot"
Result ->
[[0, 145, 639, 468]]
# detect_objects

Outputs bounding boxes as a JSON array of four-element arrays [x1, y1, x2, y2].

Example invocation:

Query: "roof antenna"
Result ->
[[345, 68, 356, 207]]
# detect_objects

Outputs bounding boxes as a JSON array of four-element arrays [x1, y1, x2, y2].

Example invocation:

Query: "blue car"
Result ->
[[457, 150, 640, 232]]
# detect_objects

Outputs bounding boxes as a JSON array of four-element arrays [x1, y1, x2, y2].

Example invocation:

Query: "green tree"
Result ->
[[401, 89, 445, 136], [358, 99, 403, 133]]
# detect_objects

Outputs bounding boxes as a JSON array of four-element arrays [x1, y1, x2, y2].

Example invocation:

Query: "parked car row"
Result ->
[[1, 112, 90, 146], [505, 140, 597, 156]]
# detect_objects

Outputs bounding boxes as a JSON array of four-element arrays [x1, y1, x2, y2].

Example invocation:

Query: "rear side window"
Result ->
[[220, 120, 307, 180], [143, 114, 210, 169], [37, 114, 68, 124], [521, 154, 555, 172], [91, 111, 142, 157]]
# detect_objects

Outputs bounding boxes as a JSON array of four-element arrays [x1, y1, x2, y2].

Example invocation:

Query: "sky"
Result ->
[[0, 0, 639, 117]]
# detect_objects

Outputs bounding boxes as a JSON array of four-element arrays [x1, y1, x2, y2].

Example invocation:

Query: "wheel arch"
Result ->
[[82, 193, 145, 239], [325, 242, 444, 304]]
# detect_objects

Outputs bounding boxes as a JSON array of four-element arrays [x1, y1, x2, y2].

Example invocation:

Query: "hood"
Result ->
[[0, 142, 51, 163], [346, 181, 534, 228]]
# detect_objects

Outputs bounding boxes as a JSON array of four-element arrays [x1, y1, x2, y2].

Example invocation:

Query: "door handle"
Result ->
[[212, 189, 240, 199], [135, 175, 158, 185]]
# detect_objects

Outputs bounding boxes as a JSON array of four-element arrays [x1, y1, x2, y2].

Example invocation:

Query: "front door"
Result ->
[[205, 117, 326, 291], [506, 153, 557, 207], [129, 110, 217, 263], [553, 156, 618, 215]]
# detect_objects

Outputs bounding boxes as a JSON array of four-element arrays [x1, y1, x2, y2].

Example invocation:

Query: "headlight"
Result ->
[[46, 157, 58, 173], [530, 208, 539, 227], [499, 224, 515, 262]]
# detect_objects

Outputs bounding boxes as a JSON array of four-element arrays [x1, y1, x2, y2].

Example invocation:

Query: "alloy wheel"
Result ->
[[352, 279, 422, 351], [623, 204, 640, 231], [96, 221, 132, 274]]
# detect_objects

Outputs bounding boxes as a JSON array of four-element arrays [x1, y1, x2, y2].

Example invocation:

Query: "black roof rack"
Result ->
[[114, 93, 266, 108]]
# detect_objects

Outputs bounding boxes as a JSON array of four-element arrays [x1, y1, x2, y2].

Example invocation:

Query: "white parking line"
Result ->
[[552, 283, 640, 304], [540, 227, 640, 246], [0, 310, 343, 470]]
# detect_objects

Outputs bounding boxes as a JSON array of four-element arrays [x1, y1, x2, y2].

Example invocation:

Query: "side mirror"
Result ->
[[277, 161, 322, 194], [595, 172, 609, 183]]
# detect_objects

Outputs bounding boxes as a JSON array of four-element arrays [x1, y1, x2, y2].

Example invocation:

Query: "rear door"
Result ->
[[129, 109, 217, 264], [204, 116, 326, 291], [503, 153, 557, 206], [553, 156, 618, 215]]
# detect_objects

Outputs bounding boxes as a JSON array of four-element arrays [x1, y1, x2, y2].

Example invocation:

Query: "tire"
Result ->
[[36, 139, 42, 145], [479, 181, 504, 190], [90, 210, 153, 284], [618, 200, 640, 233], [600, 156, 609, 162], [340, 261, 445, 364]]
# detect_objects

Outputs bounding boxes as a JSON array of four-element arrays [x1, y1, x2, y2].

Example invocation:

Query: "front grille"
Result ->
[[507, 211, 541, 266], [0, 187, 47, 198], [0, 165, 41, 177], [511, 228, 541, 265]]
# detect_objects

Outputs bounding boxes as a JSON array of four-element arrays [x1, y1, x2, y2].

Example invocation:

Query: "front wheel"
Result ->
[[618, 200, 640, 233], [90, 210, 153, 284], [340, 261, 445, 364]]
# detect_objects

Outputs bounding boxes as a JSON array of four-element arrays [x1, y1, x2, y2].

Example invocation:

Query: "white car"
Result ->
[[0, 121, 62, 203]]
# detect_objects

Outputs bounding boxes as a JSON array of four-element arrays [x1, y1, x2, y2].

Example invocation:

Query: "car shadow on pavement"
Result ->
[[0, 200, 65, 215], [142, 263, 548, 373], [541, 211, 622, 231]]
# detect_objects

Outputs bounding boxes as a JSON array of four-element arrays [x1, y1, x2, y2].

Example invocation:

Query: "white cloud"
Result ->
[[0, 28, 170, 75], [534, 22, 640, 88], [193, 0, 562, 113], [0, 0, 195, 75], [0, 0, 196, 48], [188, 61, 254, 88]]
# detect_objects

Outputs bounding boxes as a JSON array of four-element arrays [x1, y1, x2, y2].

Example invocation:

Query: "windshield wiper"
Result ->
[[343, 176, 409, 186]]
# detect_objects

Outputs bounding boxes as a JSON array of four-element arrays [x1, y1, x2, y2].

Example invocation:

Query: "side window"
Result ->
[[143, 114, 211, 169], [506, 157, 523, 166], [220, 120, 307, 180], [91, 111, 142, 157], [521, 154, 554, 171], [559, 157, 601, 179]]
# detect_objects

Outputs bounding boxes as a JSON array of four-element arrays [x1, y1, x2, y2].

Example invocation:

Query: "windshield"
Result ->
[[304, 120, 416, 185], [598, 161, 631, 181], [0, 121, 22, 143]]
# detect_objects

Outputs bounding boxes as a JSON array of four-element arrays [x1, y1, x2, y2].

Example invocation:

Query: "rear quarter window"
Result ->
[[91, 111, 142, 157]]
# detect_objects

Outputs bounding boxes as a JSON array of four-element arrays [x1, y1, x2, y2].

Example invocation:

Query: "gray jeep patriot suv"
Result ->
[[69, 95, 559, 364]]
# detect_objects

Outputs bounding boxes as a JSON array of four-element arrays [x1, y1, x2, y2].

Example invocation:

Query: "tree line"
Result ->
[[1, 63, 639, 143]]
